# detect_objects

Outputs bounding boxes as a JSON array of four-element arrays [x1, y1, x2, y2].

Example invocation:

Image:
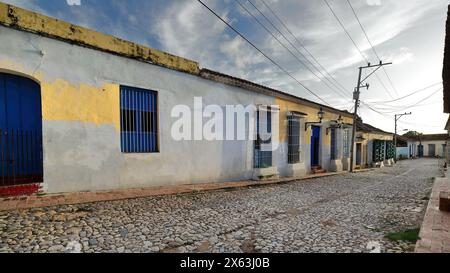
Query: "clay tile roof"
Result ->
[[356, 121, 393, 135], [199, 68, 354, 118], [418, 134, 449, 141]]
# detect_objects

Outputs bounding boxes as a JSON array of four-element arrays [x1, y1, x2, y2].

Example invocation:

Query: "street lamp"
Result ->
[[327, 115, 345, 135], [305, 108, 325, 131], [394, 112, 412, 162], [337, 115, 344, 127], [318, 108, 325, 123]]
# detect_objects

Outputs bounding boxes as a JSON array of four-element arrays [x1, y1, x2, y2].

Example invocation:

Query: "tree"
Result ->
[[403, 131, 422, 138]]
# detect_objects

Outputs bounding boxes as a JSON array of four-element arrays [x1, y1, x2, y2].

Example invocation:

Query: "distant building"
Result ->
[[406, 134, 449, 158]]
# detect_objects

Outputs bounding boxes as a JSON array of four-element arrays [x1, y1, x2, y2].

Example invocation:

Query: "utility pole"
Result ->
[[394, 112, 412, 161], [350, 61, 392, 172]]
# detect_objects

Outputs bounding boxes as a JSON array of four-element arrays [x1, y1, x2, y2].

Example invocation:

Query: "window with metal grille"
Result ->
[[288, 115, 301, 164], [343, 129, 349, 158], [373, 140, 385, 162], [330, 128, 337, 160], [386, 141, 395, 159], [254, 107, 272, 168], [120, 86, 158, 153]]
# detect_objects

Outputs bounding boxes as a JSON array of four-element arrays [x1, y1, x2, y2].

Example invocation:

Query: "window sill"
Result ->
[[252, 166, 278, 180]]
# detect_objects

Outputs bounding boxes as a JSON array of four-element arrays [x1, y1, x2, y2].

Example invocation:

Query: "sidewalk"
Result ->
[[0, 171, 348, 212], [415, 176, 450, 253]]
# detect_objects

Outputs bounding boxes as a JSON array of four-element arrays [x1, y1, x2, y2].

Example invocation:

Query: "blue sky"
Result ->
[[3, 0, 449, 133]]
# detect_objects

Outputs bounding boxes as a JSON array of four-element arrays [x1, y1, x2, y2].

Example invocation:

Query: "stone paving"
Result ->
[[0, 159, 438, 253]]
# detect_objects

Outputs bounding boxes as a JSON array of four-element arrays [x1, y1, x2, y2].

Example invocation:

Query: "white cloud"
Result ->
[[151, 1, 226, 66], [3, 0, 447, 133], [219, 36, 263, 70], [66, 0, 81, 6], [366, 0, 382, 6]]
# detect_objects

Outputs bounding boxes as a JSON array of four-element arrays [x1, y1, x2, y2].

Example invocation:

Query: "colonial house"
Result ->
[[0, 3, 353, 196], [407, 134, 449, 158], [355, 121, 395, 169]]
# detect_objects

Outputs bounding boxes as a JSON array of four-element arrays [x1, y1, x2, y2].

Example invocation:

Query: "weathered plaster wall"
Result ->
[[356, 132, 393, 167], [0, 2, 199, 75], [0, 22, 354, 193], [275, 98, 352, 174], [409, 140, 447, 157], [0, 26, 278, 193]]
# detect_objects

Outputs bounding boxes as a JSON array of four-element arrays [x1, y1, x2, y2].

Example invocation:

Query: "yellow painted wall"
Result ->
[[356, 132, 393, 166], [0, 2, 200, 75], [275, 97, 353, 144], [1, 57, 354, 142], [0, 59, 121, 131], [358, 132, 393, 143], [41, 80, 120, 130]]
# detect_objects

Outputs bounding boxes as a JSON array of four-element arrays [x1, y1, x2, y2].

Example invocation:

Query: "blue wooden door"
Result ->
[[418, 145, 424, 157], [311, 126, 320, 166], [428, 144, 435, 157], [0, 73, 43, 186]]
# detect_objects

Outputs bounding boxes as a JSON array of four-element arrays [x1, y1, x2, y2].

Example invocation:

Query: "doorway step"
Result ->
[[311, 166, 326, 174]]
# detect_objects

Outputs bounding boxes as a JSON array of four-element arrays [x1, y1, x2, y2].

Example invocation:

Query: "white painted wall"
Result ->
[[408, 140, 447, 158], [0, 26, 280, 193], [396, 147, 409, 159], [0, 26, 350, 194]]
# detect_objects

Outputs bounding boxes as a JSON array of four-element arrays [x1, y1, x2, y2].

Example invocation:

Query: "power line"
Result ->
[[237, 0, 351, 104], [196, 0, 330, 105], [398, 119, 445, 128], [367, 81, 442, 104], [259, 0, 350, 95], [361, 102, 444, 130], [245, 0, 349, 98], [367, 101, 441, 111], [346, 0, 399, 97], [360, 101, 392, 118], [322, 0, 396, 99], [323, 0, 365, 60], [363, 87, 442, 114]]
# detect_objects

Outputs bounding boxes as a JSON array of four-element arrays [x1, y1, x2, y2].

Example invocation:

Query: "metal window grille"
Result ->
[[120, 86, 158, 153], [254, 108, 272, 168], [330, 128, 337, 160], [373, 140, 385, 162], [343, 129, 349, 158], [386, 141, 395, 159], [288, 115, 301, 164]]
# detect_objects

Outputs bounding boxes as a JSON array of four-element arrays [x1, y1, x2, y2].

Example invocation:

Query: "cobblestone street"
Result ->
[[0, 159, 438, 253]]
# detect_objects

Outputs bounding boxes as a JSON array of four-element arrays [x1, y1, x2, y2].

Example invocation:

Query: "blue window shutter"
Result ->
[[120, 86, 158, 153]]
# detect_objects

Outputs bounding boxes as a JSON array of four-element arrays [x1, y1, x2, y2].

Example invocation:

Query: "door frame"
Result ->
[[418, 145, 424, 158], [0, 72, 43, 189], [356, 143, 362, 166], [310, 126, 321, 167]]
